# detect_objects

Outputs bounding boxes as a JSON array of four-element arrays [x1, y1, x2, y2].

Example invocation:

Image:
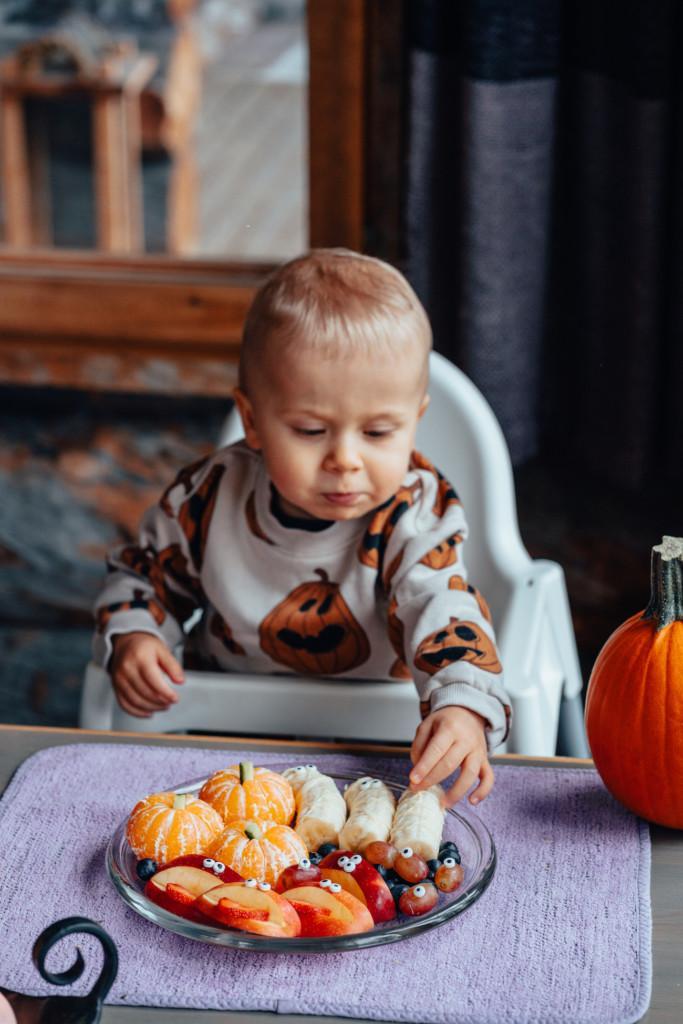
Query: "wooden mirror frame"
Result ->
[[0, 1, 404, 397]]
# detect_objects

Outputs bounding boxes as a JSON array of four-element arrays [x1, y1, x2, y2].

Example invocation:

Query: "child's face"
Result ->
[[235, 344, 429, 520]]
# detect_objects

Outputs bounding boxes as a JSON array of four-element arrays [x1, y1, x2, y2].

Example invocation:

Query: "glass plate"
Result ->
[[106, 767, 496, 952]]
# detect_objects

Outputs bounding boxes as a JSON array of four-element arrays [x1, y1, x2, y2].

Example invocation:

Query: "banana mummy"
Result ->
[[338, 776, 396, 852], [389, 784, 445, 861], [281, 764, 347, 851]]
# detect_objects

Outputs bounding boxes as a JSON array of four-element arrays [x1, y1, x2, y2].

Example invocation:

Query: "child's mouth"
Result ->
[[323, 492, 363, 506]]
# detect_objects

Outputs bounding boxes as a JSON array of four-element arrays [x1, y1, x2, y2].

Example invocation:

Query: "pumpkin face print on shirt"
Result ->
[[414, 617, 502, 675], [448, 574, 493, 623], [259, 569, 370, 674], [358, 480, 420, 587], [176, 463, 226, 572]]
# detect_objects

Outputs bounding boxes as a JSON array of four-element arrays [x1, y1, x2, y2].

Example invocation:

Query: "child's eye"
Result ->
[[364, 429, 394, 439], [293, 427, 324, 437]]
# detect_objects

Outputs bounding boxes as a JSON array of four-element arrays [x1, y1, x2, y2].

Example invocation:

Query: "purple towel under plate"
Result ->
[[0, 743, 651, 1024]]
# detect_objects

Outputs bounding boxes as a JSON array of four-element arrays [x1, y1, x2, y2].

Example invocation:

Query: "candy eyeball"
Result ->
[[442, 856, 456, 868], [213, 861, 226, 874], [351, 854, 362, 865], [412, 885, 426, 898], [337, 855, 351, 868], [401, 846, 414, 858], [305, 763, 316, 769], [293, 765, 306, 773], [203, 857, 216, 869], [258, 881, 271, 891], [370, 779, 382, 787], [329, 882, 342, 893], [298, 857, 311, 869], [360, 778, 372, 789], [245, 878, 258, 888], [319, 878, 332, 888]]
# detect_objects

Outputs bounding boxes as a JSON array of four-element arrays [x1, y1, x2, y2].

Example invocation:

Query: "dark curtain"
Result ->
[[404, 0, 683, 494]]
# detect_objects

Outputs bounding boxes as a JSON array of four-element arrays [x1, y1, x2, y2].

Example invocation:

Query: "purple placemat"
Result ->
[[0, 744, 651, 1024]]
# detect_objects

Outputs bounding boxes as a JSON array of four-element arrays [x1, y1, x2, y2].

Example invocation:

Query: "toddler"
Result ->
[[94, 249, 511, 808]]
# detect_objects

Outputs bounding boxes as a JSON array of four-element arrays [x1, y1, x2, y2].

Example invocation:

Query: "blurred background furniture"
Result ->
[[80, 352, 589, 758]]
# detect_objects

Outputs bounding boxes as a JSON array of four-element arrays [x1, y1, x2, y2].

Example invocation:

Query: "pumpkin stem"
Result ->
[[172, 793, 190, 810], [314, 568, 329, 583], [239, 761, 254, 784], [643, 536, 683, 630], [244, 821, 261, 840]]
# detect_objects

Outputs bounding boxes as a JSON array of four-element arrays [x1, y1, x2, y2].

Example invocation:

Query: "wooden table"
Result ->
[[0, 725, 681, 1024]]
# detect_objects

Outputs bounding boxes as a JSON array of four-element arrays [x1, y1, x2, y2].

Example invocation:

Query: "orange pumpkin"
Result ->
[[585, 537, 683, 828], [410, 451, 461, 516], [419, 532, 463, 570], [358, 481, 421, 583], [208, 819, 308, 886], [448, 574, 493, 623], [387, 596, 412, 679], [414, 617, 502, 675], [259, 569, 370, 674], [125, 791, 224, 863], [199, 761, 295, 825]]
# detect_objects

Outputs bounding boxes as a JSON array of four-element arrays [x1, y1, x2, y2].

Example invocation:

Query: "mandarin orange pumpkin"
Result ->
[[199, 761, 295, 825], [126, 791, 224, 863], [208, 819, 308, 886], [585, 536, 683, 828]]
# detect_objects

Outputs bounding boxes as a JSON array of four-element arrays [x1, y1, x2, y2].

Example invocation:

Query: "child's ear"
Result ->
[[233, 388, 262, 450], [418, 393, 430, 420]]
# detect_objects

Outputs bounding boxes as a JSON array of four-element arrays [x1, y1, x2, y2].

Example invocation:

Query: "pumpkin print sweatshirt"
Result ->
[[93, 441, 511, 749]]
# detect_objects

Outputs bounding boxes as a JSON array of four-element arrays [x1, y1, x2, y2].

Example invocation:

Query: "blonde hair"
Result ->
[[239, 248, 432, 392]]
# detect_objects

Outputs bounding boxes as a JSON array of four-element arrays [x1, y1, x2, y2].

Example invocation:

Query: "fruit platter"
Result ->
[[107, 761, 496, 952]]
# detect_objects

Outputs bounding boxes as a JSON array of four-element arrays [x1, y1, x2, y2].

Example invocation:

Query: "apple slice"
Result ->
[[319, 850, 396, 923], [195, 881, 301, 937], [145, 864, 230, 922], [282, 884, 374, 937]]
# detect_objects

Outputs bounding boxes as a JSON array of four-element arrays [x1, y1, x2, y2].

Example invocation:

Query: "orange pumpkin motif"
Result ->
[[210, 613, 246, 656], [409, 451, 461, 516], [117, 543, 203, 624], [208, 818, 308, 886], [175, 463, 226, 571], [96, 588, 166, 632], [245, 490, 274, 544], [126, 791, 224, 863], [387, 596, 412, 679], [160, 455, 210, 518], [358, 481, 421, 585], [259, 569, 370, 674], [199, 762, 295, 825], [448, 574, 493, 623], [420, 532, 464, 570], [414, 617, 502, 675]]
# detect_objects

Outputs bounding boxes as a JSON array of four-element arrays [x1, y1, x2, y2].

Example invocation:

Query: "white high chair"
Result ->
[[79, 351, 589, 757]]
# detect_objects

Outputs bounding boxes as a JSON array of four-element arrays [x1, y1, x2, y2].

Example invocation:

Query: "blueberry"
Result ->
[[390, 883, 409, 904], [317, 842, 338, 858], [376, 864, 389, 879], [439, 842, 461, 864], [426, 858, 441, 878], [384, 869, 403, 887], [308, 851, 322, 865], [136, 858, 157, 882]]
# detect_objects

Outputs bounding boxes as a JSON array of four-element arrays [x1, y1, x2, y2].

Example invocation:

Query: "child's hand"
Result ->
[[110, 632, 184, 718], [408, 705, 493, 809]]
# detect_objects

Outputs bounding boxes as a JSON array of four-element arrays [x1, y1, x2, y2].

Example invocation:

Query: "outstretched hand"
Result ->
[[110, 632, 184, 718], [408, 705, 493, 808]]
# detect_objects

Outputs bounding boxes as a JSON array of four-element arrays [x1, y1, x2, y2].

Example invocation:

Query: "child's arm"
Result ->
[[93, 455, 222, 713], [382, 456, 511, 806]]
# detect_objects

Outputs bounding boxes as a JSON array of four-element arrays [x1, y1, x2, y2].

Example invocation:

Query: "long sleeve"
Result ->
[[382, 454, 511, 750], [92, 455, 223, 669]]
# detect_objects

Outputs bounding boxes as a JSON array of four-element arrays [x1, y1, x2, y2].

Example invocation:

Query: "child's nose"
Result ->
[[323, 436, 362, 473]]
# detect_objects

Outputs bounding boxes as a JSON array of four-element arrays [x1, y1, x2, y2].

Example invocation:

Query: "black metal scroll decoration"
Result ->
[[32, 916, 118, 1024]]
